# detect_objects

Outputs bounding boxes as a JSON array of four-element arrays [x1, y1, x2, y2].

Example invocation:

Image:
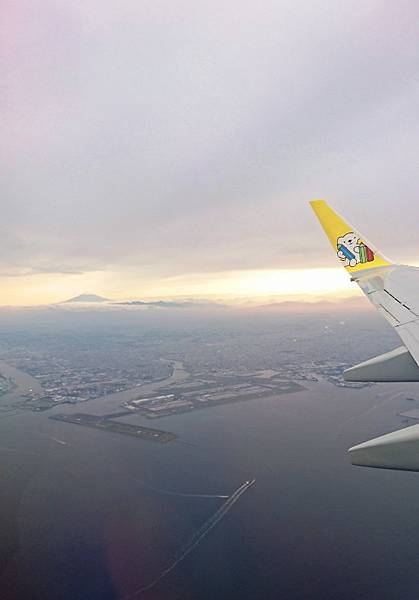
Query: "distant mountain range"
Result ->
[[258, 296, 369, 312], [54, 294, 366, 312], [60, 294, 109, 303], [58, 294, 225, 309], [114, 300, 225, 309]]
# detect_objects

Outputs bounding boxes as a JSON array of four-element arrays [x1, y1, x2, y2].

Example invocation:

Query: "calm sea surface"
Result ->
[[1, 374, 419, 600]]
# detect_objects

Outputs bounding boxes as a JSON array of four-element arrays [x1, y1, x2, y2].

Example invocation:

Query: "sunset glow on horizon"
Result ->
[[0, 267, 359, 307]]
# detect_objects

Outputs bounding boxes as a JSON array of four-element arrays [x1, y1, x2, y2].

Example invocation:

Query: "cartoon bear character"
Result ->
[[337, 232, 361, 267]]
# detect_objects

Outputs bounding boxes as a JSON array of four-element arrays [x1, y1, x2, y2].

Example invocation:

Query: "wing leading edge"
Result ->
[[310, 199, 419, 471]]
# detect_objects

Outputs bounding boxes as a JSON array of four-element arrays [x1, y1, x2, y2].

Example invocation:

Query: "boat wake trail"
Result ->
[[124, 479, 255, 599], [50, 437, 68, 446], [134, 478, 229, 499]]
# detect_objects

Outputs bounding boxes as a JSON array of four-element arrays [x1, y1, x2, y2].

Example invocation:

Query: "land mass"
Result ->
[[50, 413, 176, 443]]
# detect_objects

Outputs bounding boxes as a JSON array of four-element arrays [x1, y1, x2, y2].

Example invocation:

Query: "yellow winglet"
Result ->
[[310, 199, 391, 274]]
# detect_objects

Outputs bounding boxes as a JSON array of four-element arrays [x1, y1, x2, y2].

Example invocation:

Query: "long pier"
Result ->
[[125, 478, 256, 598]]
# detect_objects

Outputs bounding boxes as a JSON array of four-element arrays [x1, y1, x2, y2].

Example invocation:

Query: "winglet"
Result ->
[[310, 199, 391, 274]]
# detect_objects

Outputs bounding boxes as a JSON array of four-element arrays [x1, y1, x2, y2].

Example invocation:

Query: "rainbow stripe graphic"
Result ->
[[358, 243, 374, 264]]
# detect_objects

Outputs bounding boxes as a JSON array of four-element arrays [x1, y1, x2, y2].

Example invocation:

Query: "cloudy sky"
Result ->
[[2, 1, 419, 305]]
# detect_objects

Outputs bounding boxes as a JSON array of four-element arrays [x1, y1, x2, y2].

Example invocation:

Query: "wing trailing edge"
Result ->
[[349, 425, 419, 472], [344, 346, 419, 382]]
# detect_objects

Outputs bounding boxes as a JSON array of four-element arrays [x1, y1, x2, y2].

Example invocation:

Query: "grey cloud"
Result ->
[[2, 0, 419, 280]]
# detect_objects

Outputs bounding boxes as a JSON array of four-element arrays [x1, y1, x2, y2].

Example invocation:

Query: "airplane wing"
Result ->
[[310, 199, 419, 471]]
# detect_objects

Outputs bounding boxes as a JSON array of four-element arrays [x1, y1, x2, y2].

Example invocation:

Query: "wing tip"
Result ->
[[309, 198, 327, 208]]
